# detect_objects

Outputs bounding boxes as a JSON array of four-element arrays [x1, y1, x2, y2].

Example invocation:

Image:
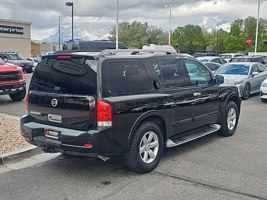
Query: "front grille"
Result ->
[[0, 82, 25, 94], [0, 71, 22, 82]]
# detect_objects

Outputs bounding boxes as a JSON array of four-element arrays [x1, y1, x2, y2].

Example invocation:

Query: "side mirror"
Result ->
[[252, 72, 259, 77], [215, 75, 224, 84]]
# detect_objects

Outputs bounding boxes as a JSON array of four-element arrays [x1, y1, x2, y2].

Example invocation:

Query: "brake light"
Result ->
[[57, 55, 71, 59], [84, 144, 93, 148], [26, 94, 29, 111], [97, 100, 112, 129]]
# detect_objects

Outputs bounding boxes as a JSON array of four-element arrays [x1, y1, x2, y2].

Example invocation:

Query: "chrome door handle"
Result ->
[[193, 92, 201, 96]]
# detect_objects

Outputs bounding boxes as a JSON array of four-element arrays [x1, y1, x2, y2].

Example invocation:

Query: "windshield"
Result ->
[[8, 53, 24, 60], [220, 55, 231, 59], [0, 58, 4, 65], [231, 58, 250, 62], [198, 58, 209, 62], [215, 64, 249, 75]]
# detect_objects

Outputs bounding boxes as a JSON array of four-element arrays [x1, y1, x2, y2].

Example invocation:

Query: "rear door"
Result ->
[[28, 54, 98, 131], [150, 58, 195, 134]]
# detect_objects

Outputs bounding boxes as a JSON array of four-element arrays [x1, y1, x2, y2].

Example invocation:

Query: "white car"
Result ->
[[219, 53, 244, 62], [142, 44, 177, 54], [26, 57, 41, 68], [196, 56, 227, 65], [260, 78, 267, 102]]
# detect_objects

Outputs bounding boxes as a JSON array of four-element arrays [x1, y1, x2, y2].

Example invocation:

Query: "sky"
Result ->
[[0, 0, 266, 40]]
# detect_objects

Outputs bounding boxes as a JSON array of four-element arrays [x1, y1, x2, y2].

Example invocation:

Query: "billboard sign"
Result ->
[[0, 25, 23, 35]]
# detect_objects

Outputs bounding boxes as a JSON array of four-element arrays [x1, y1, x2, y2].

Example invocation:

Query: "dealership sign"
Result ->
[[0, 25, 23, 35]]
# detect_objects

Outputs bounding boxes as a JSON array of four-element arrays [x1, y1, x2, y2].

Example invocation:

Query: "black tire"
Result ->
[[218, 101, 239, 137], [9, 88, 26, 101], [26, 67, 33, 73], [261, 98, 267, 102], [124, 121, 164, 173], [242, 83, 250, 100]]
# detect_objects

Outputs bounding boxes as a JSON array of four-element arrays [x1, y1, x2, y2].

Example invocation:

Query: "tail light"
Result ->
[[57, 55, 71, 59], [26, 93, 29, 111], [97, 100, 112, 129]]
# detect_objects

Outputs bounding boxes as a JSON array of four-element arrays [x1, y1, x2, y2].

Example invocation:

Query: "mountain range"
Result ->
[[38, 23, 115, 43], [36, 22, 231, 44]]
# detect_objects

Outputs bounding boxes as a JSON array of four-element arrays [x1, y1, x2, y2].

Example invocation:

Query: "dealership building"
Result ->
[[0, 18, 31, 58]]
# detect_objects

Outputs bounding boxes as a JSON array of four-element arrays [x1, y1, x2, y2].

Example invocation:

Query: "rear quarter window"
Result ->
[[102, 61, 152, 97]]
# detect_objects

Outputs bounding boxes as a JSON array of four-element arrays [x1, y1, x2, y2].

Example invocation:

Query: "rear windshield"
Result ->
[[78, 41, 127, 51], [30, 56, 98, 95]]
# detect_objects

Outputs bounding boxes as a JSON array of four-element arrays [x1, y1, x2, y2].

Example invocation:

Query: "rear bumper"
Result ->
[[0, 82, 26, 95], [20, 115, 122, 157]]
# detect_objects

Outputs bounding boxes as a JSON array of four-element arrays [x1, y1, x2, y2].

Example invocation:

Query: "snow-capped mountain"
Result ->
[[40, 23, 115, 43]]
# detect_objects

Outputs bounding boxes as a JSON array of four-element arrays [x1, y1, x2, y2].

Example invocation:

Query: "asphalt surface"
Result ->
[[0, 73, 267, 199]]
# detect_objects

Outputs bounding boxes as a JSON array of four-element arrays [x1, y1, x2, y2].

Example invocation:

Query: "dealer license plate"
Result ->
[[45, 129, 60, 139]]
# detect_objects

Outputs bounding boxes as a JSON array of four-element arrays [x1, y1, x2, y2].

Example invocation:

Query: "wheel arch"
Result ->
[[218, 93, 241, 124], [127, 111, 167, 148]]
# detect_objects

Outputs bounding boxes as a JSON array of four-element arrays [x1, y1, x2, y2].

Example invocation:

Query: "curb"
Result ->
[[0, 113, 21, 120], [0, 113, 42, 165], [0, 145, 42, 166]]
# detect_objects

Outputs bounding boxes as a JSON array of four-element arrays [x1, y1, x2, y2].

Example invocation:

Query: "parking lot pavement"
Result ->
[[0, 95, 267, 200]]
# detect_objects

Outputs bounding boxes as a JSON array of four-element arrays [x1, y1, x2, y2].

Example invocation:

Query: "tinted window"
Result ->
[[220, 58, 227, 64], [251, 57, 264, 64], [231, 58, 251, 62], [30, 58, 97, 95], [78, 41, 127, 51], [211, 58, 219, 63], [184, 60, 212, 86], [257, 63, 266, 72], [102, 62, 152, 97], [204, 63, 220, 71], [152, 59, 185, 87]]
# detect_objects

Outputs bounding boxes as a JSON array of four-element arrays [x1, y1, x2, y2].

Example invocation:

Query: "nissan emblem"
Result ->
[[51, 98, 58, 107]]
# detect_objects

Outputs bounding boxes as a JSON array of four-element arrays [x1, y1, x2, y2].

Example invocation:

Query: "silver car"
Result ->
[[215, 62, 267, 100]]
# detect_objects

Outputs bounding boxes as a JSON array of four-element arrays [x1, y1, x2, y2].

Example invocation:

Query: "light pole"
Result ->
[[66, 2, 74, 41], [58, 16, 67, 50], [116, 0, 119, 50], [211, 18, 226, 53], [165, 4, 176, 45], [255, 0, 260, 53]]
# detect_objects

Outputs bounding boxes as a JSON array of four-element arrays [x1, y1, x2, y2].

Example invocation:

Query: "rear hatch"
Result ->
[[28, 54, 98, 131]]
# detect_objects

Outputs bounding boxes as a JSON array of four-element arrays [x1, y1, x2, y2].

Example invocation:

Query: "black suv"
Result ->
[[21, 49, 241, 173], [62, 40, 128, 51]]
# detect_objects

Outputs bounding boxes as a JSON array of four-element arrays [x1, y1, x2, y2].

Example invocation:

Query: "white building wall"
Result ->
[[0, 18, 31, 58]]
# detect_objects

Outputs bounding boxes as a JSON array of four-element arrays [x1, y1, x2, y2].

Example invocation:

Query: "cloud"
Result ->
[[0, 0, 266, 40]]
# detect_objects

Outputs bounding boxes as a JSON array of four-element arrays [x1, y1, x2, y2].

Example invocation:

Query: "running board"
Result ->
[[166, 124, 221, 147]]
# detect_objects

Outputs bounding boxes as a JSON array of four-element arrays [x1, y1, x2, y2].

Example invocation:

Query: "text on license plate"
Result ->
[[45, 129, 60, 139]]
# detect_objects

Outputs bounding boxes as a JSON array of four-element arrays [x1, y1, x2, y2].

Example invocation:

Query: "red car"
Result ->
[[0, 58, 26, 101]]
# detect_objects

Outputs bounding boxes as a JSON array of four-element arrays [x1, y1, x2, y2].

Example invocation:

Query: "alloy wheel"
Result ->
[[139, 131, 159, 164], [227, 108, 237, 131]]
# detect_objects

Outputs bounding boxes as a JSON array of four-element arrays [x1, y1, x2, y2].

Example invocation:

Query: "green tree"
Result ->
[[109, 21, 168, 48], [147, 26, 168, 45], [172, 25, 207, 54], [223, 23, 246, 52]]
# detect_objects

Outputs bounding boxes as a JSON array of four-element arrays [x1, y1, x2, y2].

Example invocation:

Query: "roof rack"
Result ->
[[100, 49, 174, 56]]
